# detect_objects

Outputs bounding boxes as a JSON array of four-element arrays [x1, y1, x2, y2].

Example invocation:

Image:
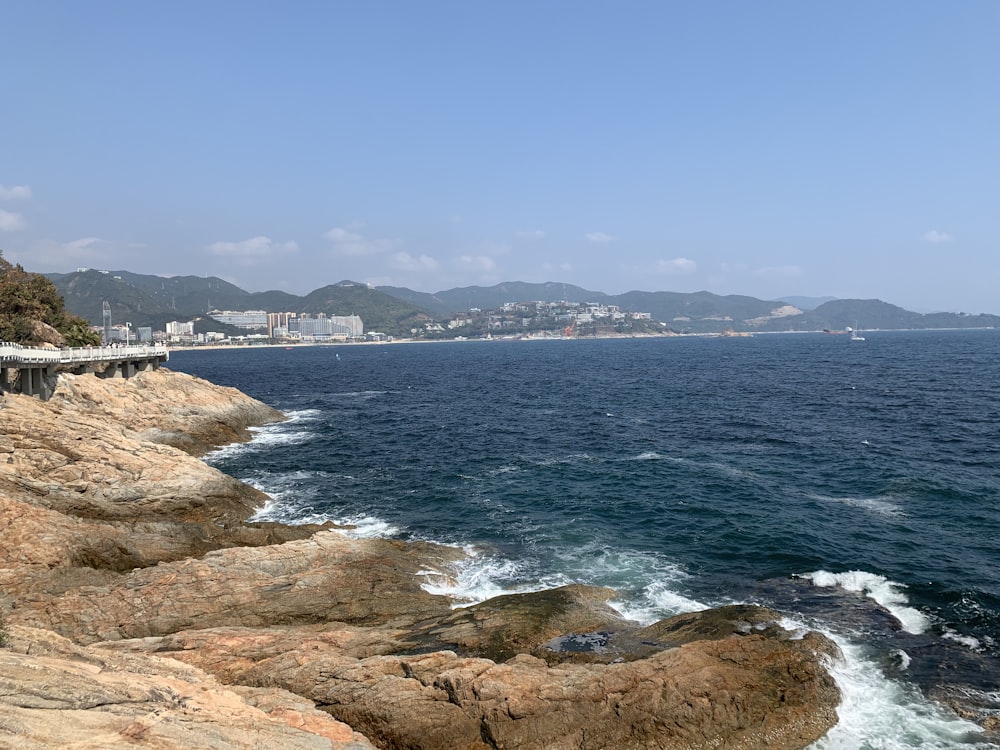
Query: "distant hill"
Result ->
[[377, 283, 788, 333], [299, 282, 434, 334], [46, 269, 1000, 336], [768, 298, 1000, 332], [378, 283, 999, 333], [776, 295, 838, 311], [47, 271, 435, 337]]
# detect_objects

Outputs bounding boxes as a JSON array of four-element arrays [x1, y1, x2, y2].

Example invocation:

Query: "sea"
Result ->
[[168, 329, 1000, 749]]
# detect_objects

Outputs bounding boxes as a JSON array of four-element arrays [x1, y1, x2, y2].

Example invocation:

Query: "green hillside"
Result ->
[[48, 271, 436, 337], [403, 281, 610, 312], [48, 270, 177, 331], [45, 268, 999, 337], [301, 282, 434, 335]]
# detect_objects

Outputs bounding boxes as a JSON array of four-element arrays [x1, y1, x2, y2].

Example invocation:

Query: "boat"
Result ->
[[848, 325, 865, 342]]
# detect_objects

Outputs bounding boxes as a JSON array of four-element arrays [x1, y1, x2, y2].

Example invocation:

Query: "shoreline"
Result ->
[[0, 367, 890, 748], [166, 326, 1000, 353]]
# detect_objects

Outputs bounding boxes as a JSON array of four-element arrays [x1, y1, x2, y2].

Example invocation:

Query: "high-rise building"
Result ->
[[207, 310, 268, 329], [267, 312, 296, 337], [287, 314, 363, 340]]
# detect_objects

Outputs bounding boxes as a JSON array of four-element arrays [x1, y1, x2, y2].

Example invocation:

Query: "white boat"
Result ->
[[847, 324, 865, 342]]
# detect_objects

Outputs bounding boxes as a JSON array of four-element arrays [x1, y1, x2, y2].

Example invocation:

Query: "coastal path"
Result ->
[[0, 342, 169, 400]]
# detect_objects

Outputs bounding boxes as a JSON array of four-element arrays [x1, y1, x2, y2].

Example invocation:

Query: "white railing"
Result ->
[[0, 342, 169, 366]]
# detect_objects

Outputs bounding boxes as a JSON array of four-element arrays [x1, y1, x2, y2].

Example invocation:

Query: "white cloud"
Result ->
[[207, 236, 298, 265], [752, 265, 803, 278], [922, 229, 954, 244], [323, 226, 397, 256], [0, 209, 25, 231], [516, 230, 546, 240], [389, 252, 439, 271], [653, 257, 697, 274], [17, 236, 109, 268], [63, 237, 105, 253], [456, 254, 497, 272], [585, 231, 617, 244], [0, 184, 31, 201]]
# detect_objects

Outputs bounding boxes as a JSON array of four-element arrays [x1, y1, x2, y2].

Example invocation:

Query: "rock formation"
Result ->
[[0, 367, 843, 749]]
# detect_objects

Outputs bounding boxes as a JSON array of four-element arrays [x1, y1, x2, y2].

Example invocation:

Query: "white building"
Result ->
[[287, 314, 363, 340], [207, 310, 268, 329], [166, 321, 195, 336]]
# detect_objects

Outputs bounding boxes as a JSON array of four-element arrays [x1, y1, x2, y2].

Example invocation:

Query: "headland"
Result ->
[[0, 366, 842, 749]]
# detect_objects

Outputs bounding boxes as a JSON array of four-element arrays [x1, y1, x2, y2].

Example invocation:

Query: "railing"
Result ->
[[0, 342, 169, 366]]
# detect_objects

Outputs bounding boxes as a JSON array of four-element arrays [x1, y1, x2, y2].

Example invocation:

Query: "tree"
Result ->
[[0, 250, 101, 346]]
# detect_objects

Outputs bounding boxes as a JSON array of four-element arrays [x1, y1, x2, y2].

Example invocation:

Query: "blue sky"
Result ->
[[2, 2, 998, 313]]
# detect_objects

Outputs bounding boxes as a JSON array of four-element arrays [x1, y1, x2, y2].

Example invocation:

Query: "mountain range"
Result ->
[[47, 269, 1000, 337]]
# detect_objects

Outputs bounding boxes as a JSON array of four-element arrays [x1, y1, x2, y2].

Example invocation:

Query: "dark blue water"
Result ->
[[169, 331, 1000, 747]]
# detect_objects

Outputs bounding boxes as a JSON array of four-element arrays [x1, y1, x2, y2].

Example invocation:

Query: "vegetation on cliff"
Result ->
[[0, 251, 99, 346]]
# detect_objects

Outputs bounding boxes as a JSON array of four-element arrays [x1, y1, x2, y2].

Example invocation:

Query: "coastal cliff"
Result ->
[[0, 368, 840, 749]]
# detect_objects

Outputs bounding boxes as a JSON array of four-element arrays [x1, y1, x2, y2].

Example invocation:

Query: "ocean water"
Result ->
[[169, 330, 1000, 748]]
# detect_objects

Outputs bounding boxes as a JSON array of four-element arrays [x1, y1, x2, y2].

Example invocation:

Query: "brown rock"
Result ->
[[104, 610, 841, 750], [402, 584, 629, 662], [9, 530, 462, 643], [0, 625, 375, 749], [0, 371, 273, 525], [0, 367, 844, 749]]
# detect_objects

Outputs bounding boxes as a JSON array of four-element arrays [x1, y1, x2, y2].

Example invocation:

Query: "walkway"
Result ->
[[0, 342, 170, 399]]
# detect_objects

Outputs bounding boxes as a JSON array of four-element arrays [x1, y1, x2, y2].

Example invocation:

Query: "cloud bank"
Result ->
[[0, 209, 25, 231], [0, 184, 31, 201]]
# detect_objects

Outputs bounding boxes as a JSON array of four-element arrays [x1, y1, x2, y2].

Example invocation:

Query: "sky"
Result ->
[[2, 2, 998, 313]]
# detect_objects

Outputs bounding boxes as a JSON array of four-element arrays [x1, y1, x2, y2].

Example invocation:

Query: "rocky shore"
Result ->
[[0, 368, 842, 749]]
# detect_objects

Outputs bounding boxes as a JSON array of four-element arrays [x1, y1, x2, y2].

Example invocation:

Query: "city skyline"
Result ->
[[2, 2, 998, 314]]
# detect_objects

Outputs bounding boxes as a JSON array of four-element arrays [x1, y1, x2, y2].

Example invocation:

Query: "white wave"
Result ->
[[941, 627, 984, 652], [812, 493, 906, 519], [246, 482, 398, 537], [207, 421, 316, 461], [892, 649, 912, 671], [283, 409, 323, 421], [248, 496, 283, 521], [800, 570, 932, 634], [418, 548, 569, 606], [548, 544, 706, 625], [246, 426, 314, 447], [610, 579, 707, 626], [335, 515, 400, 539], [796, 624, 990, 749], [632, 451, 666, 461]]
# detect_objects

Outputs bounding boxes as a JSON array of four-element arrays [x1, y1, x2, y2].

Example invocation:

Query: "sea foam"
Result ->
[[418, 547, 569, 606], [207, 409, 320, 460], [792, 622, 991, 749], [801, 570, 932, 634]]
